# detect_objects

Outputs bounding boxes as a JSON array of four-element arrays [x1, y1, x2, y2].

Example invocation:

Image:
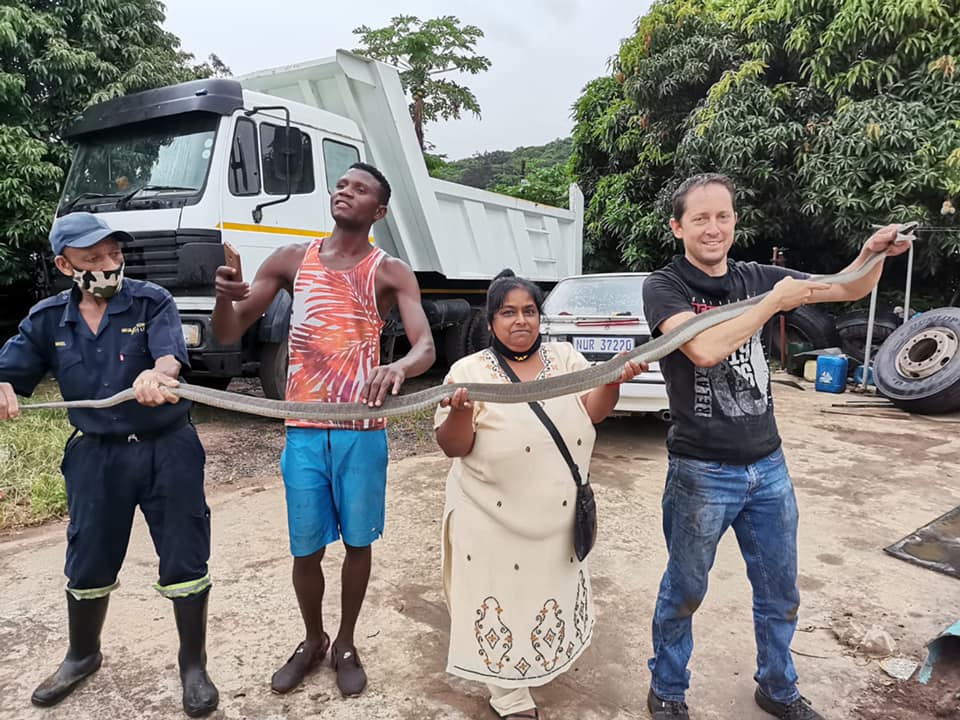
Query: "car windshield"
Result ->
[[60, 113, 217, 212], [543, 275, 647, 318]]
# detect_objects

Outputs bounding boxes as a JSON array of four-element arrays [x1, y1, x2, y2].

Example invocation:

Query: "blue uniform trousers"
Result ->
[[61, 422, 211, 600]]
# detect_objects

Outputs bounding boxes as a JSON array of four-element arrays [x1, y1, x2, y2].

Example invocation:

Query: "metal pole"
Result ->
[[772, 247, 788, 368], [903, 241, 914, 326], [860, 284, 879, 391]]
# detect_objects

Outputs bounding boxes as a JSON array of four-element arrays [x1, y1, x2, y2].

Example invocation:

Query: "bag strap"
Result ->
[[493, 350, 584, 487]]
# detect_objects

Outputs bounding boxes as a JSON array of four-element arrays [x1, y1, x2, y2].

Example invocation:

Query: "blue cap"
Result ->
[[49, 212, 134, 256]]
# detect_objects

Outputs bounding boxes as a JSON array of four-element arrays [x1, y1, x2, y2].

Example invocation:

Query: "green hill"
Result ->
[[429, 137, 572, 190]]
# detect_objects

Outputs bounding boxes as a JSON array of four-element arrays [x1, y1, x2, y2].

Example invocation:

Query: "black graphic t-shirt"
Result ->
[[642, 257, 808, 464]]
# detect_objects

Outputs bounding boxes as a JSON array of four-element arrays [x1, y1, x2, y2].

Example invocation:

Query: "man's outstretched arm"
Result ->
[[808, 224, 909, 303]]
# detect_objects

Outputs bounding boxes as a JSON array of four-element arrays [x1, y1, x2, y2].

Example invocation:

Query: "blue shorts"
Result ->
[[280, 427, 388, 556]]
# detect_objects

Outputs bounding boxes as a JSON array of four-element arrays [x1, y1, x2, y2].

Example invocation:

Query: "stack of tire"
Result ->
[[772, 304, 960, 415], [767, 305, 840, 364], [872, 307, 960, 415], [835, 309, 902, 365]]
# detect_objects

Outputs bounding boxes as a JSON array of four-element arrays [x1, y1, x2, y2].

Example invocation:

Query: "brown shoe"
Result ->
[[270, 634, 330, 694], [331, 643, 366, 697]]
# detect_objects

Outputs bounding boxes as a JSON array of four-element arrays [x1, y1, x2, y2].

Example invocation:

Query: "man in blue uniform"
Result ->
[[0, 213, 219, 717]]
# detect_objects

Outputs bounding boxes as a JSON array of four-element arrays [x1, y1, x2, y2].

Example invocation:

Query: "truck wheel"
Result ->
[[259, 340, 288, 400], [769, 305, 839, 361], [836, 308, 901, 364], [441, 319, 471, 365], [874, 307, 960, 414], [466, 309, 491, 355]]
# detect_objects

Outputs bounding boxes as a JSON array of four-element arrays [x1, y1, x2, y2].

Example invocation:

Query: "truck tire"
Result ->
[[466, 308, 491, 355], [259, 340, 288, 400], [769, 305, 839, 361], [874, 307, 960, 414], [836, 308, 901, 364], [441, 319, 471, 365]]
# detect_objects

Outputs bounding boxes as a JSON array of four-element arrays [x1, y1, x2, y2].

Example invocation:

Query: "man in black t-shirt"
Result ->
[[641, 174, 908, 720]]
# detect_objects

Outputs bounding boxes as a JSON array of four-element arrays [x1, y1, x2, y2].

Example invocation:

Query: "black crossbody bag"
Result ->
[[493, 351, 597, 561]]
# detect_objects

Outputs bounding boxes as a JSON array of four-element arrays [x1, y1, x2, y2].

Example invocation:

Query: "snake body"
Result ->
[[18, 246, 901, 422]]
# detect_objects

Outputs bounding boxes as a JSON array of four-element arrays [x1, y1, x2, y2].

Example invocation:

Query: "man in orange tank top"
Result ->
[[212, 164, 435, 699]]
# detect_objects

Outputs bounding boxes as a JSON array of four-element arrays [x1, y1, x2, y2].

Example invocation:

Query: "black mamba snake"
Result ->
[[19, 231, 914, 422]]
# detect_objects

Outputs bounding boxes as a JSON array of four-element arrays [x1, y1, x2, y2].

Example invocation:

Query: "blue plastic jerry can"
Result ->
[[815, 355, 848, 393]]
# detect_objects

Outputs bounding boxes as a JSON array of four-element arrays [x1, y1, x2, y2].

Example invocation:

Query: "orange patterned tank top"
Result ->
[[285, 238, 386, 430]]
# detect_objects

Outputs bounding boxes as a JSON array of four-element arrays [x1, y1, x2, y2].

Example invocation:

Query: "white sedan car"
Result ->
[[541, 273, 671, 420]]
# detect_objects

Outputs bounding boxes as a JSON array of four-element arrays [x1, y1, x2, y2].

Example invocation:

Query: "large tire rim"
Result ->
[[895, 327, 958, 379]]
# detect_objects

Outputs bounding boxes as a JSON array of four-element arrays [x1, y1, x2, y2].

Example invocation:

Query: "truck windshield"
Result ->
[[60, 113, 218, 212]]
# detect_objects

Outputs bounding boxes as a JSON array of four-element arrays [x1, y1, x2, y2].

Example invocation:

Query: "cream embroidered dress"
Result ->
[[434, 342, 597, 689]]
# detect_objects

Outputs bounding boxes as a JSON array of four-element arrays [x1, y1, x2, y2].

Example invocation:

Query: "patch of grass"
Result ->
[[0, 379, 72, 529]]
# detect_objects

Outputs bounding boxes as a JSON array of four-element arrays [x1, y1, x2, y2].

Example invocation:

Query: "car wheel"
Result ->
[[874, 307, 960, 414]]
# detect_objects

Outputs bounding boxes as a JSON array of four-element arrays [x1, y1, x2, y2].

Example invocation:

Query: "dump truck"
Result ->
[[56, 50, 584, 397]]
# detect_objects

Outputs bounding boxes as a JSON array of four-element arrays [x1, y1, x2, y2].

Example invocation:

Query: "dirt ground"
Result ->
[[1, 376, 958, 720]]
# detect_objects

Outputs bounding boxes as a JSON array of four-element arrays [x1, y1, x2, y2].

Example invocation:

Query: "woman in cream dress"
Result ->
[[434, 270, 644, 719]]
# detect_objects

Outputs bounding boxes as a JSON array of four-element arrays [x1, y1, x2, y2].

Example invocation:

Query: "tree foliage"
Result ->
[[491, 164, 572, 208], [427, 137, 574, 208], [353, 15, 492, 151], [0, 1, 223, 285], [430, 137, 573, 188], [572, 0, 960, 299]]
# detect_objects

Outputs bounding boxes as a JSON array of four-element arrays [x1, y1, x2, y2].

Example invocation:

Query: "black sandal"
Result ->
[[270, 633, 330, 694], [331, 643, 367, 697]]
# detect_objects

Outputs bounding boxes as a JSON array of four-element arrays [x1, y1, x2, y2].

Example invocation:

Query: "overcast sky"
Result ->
[[162, 0, 651, 160]]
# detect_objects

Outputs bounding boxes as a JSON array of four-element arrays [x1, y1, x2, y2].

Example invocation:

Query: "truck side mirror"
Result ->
[[272, 126, 305, 180], [244, 105, 299, 224]]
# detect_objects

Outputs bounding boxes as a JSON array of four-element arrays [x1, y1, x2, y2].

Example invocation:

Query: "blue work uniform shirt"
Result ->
[[0, 279, 192, 435]]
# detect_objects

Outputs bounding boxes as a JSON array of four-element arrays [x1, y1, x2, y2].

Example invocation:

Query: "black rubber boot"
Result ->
[[31, 592, 109, 707], [172, 588, 219, 717]]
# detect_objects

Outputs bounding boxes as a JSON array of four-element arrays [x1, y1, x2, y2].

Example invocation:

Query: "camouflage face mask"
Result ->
[[72, 263, 125, 299]]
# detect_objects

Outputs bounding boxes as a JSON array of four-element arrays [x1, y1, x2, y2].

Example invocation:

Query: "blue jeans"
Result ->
[[648, 448, 801, 704]]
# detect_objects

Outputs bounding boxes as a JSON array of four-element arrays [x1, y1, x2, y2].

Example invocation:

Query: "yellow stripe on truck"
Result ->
[[218, 222, 330, 238], [217, 222, 373, 243]]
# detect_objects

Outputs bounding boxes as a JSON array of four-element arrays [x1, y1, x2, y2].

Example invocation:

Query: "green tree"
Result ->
[[0, 1, 222, 285], [431, 138, 573, 189], [353, 15, 492, 151], [572, 0, 960, 300]]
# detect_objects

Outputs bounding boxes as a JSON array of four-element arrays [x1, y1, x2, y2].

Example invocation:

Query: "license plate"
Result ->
[[181, 323, 201, 348], [573, 336, 635, 354]]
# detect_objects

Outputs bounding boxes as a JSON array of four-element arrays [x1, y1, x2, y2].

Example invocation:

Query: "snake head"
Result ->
[[895, 221, 919, 243]]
